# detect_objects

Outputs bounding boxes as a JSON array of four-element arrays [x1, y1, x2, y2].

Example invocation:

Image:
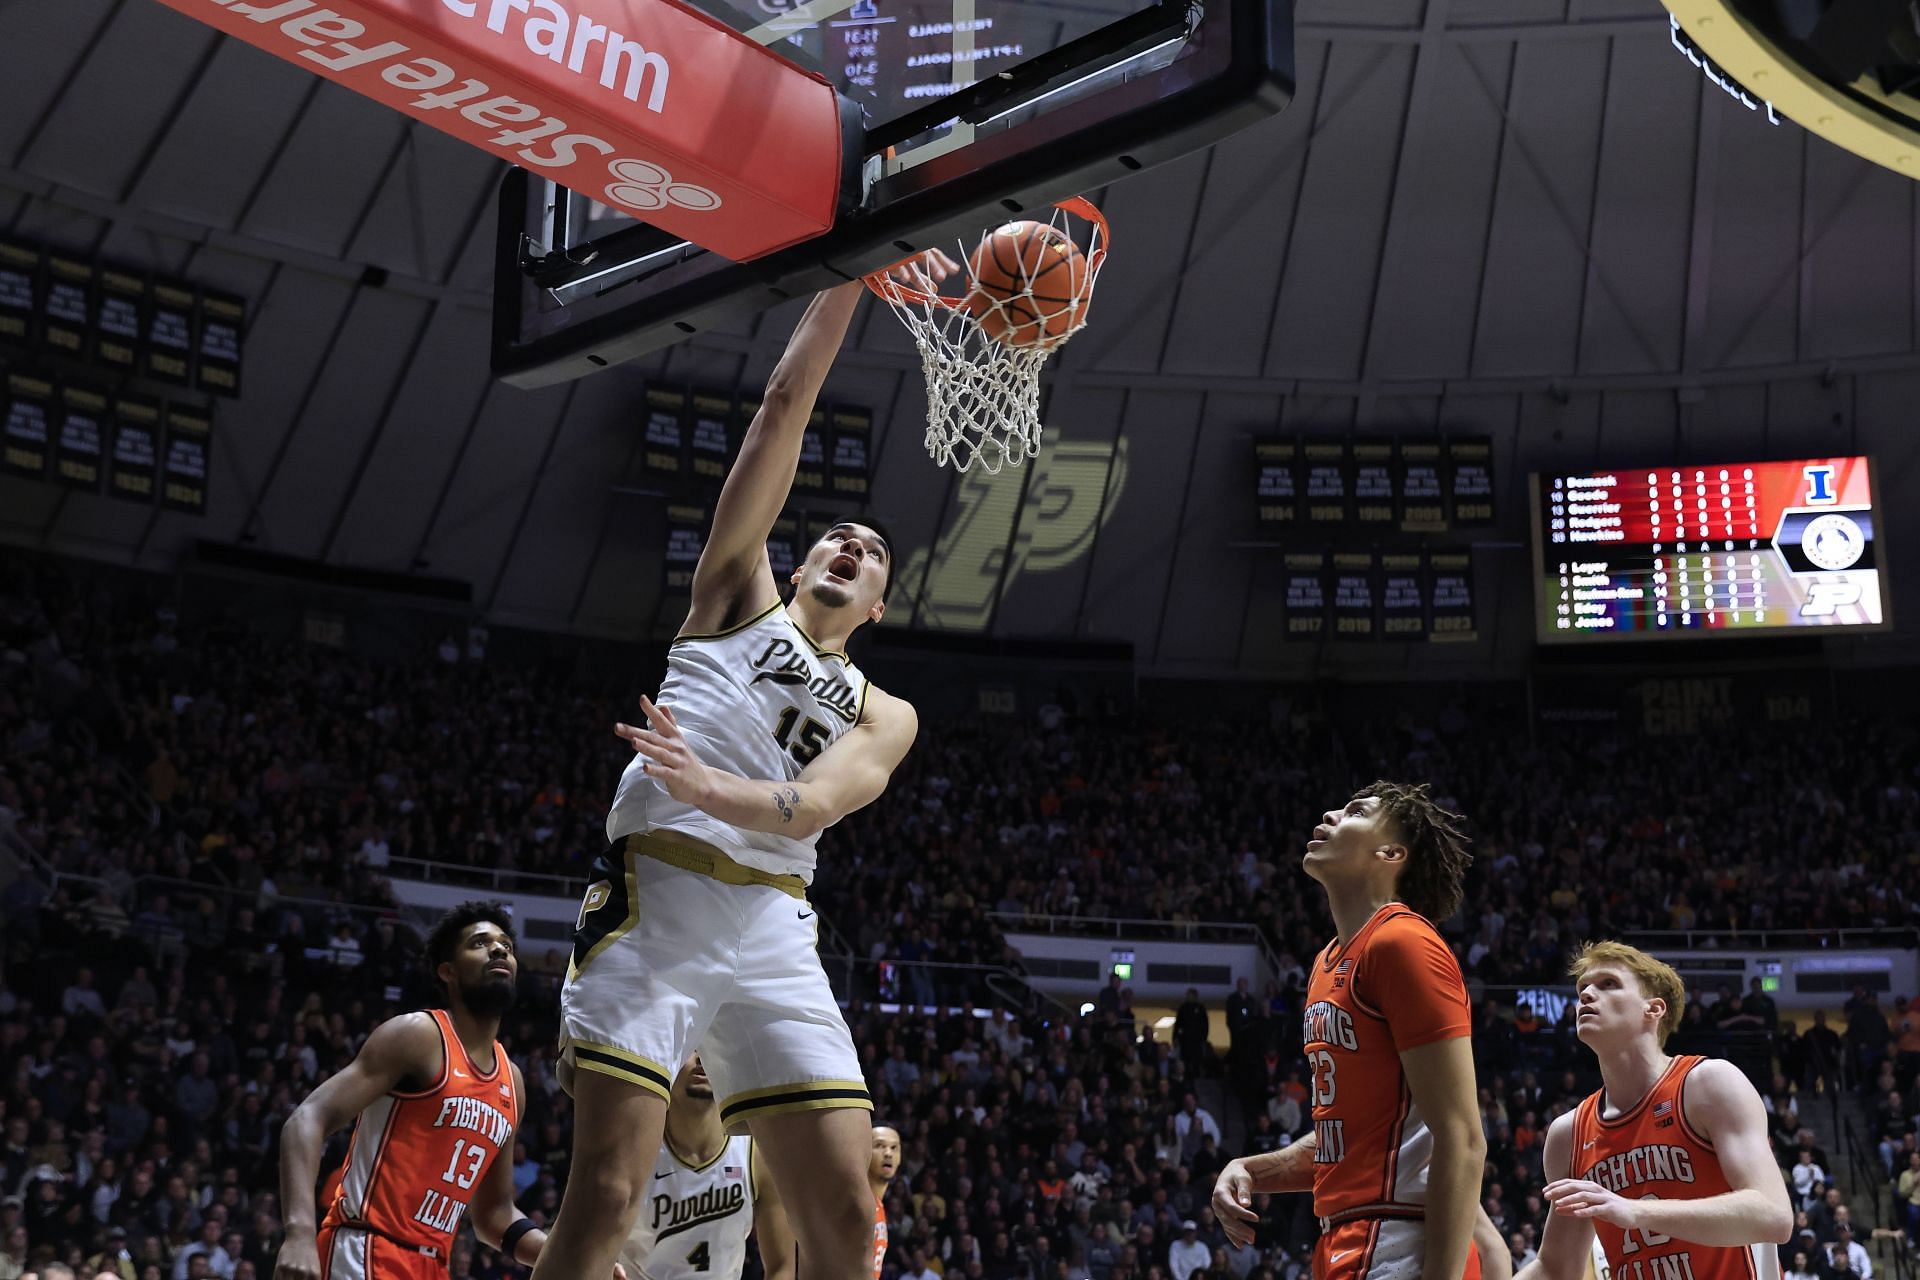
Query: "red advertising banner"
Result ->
[[152, 0, 845, 262]]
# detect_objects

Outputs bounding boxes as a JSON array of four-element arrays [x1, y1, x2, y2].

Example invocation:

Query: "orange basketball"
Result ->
[[967, 221, 1091, 348]]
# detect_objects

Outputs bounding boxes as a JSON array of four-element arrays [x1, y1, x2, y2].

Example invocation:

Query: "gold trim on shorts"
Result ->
[[567, 1040, 674, 1100], [719, 1079, 873, 1126], [624, 830, 808, 900]]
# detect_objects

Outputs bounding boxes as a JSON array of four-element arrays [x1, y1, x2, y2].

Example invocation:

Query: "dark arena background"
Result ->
[[3, 3, 1920, 1280]]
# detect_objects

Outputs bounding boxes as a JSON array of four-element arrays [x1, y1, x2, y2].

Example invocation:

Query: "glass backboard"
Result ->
[[492, 0, 1294, 385]]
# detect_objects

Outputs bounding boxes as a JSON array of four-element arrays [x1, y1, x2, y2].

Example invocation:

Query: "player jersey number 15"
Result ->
[[771, 708, 831, 765]]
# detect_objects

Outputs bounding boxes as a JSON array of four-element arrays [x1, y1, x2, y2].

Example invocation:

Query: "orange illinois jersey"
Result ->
[[1571, 1057, 1780, 1280], [1303, 904, 1472, 1223], [871, 1199, 888, 1280], [321, 1009, 520, 1255]]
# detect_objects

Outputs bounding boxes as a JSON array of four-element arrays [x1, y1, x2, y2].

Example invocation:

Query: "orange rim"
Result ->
[[862, 197, 1111, 309]]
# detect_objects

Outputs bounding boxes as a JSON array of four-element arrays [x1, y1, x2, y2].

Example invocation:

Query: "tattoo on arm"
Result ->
[[773, 786, 800, 823]]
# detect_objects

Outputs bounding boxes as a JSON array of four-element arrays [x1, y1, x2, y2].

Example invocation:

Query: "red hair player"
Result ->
[[1515, 943, 1791, 1280]]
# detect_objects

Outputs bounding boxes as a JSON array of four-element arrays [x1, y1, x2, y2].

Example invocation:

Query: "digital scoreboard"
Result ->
[[1531, 456, 1888, 642]]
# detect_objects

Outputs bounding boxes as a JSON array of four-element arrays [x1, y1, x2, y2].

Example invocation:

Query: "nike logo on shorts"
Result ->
[[799, 910, 815, 920]]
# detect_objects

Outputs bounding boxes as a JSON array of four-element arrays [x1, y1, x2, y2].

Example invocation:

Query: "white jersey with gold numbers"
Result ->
[[621, 1135, 757, 1280], [606, 603, 870, 882]]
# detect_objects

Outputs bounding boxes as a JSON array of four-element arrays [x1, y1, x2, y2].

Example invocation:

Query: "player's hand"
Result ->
[[1211, 1159, 1260, 1248], [1544, 1178, 1638, 1228], [884, 248, 962, 286], [613, 1265, 628, 1280], [273, 1232, 323, 1280], [616, 697, 719, 810]]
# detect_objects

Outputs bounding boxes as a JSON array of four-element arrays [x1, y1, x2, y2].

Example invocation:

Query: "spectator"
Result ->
[[1898, 1150, 1920, 1243], [60, 971, 106, 1021], [1169, 1222, 1209, 1280], [1174, 992, 1210, 1077], [1791, 1152, 1826, 1208]]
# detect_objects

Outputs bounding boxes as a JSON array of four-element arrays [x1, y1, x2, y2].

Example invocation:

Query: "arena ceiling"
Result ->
[[1, 0, 1916, 676]]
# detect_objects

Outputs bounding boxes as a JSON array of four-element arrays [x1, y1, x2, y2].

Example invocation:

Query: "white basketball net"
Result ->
[[865, 198, 1109, 475]]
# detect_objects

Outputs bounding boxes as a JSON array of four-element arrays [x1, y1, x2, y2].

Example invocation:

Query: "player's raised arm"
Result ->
[[276, 1013, 444, 1280], [1516, 1114, 1595, 1280], [686, 285, 863, 628], [616, 688, 917, 840]]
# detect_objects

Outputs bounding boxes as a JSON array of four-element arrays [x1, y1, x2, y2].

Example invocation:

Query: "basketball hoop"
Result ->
[[864, 198, 1109, 475]]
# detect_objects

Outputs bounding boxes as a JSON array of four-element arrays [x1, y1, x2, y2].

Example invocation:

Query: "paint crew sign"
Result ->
[[154, 0, 845, 261]]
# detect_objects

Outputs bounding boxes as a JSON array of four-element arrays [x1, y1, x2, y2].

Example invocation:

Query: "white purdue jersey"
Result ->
[[606, 603, 869, 882], [622, 1135, 757, 1280]]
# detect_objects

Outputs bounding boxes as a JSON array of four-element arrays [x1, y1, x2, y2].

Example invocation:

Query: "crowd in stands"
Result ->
[[4, 552, 1920, 1280]]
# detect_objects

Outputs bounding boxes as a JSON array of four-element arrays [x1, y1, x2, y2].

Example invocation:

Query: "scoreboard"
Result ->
[[1531, 456, 1888, 642]]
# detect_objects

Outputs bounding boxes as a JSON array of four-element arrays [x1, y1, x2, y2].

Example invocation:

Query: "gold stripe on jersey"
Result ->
[[673, 601, 783, 645], [625, 831, 808, 899], [720, 1079, 872, 1125], [788, 616, 849, 663], [666, 1135, 729, 1173], [571, 1043, 674, 1100]]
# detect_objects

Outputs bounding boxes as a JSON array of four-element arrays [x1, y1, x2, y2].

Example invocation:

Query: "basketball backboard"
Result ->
[[492, 0, 1294, 386]]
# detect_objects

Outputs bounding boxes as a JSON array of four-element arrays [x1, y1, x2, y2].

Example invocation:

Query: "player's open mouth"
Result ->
[[827, 553, 859, 581], [1310, 824, 1332, 842], [487, 963, 513, 976]]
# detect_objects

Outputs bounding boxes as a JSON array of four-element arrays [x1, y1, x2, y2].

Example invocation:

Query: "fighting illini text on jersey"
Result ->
[[1571, 1056, 1780, 1280], [604, 604, 869, 883], [871, 1200, 887, 1280], [1304, 904, 1479, 1280], [320, 1010, 519, 1271]]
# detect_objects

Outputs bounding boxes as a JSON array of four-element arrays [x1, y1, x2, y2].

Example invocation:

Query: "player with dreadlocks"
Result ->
[[1214, 782, 1506, 1280]]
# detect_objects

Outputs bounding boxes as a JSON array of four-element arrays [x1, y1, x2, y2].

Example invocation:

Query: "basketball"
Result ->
[[967, 220, 1092, 348]]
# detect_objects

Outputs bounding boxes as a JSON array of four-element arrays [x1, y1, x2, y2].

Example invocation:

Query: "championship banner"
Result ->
[[1398, 440, 1445, 530], [1254, 436, 1298, 525], [0, 240, 37, 346], [197, 290, 244, 396], [1380, 551, 1424, 639], [111, 394, 163, 503], [689, 388, 731, 482], [56, 384, 108, 491], [795, 408, 829, 497], [146, 279, 197, 386], [3, 370, 54, 478], [1303, 439, 1349, 524], [1283, 551, 1328, 640], [150, 0, 845, 262], [1351, 437, 1396, 525], [641, 384, 688, 478], [663, 502, 707, 593], [1331, 551, 1378, 639], [1428, 551, 1475, 642], [829, 404, 872, 499], [43, 253, 93, 358], [766, 511, 800, 580], [95, 266, 147, 371], [162, 402, 213, 514]]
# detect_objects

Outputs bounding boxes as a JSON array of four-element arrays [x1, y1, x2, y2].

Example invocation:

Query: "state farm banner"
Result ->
[[152, 0, 844, 262]]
